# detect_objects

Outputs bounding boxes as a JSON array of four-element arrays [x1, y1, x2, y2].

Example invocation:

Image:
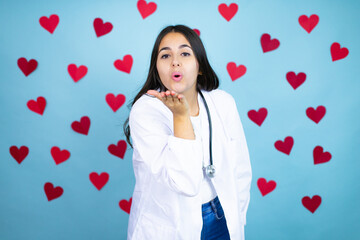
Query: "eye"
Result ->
[[181, 52, 190, 57], [160, 54, 170, 59]]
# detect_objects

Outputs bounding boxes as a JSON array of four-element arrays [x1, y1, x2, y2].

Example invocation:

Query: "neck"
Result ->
[[184, 90, 199, 117]]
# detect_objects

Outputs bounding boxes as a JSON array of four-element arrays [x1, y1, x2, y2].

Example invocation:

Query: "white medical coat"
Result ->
[[127, 89, 252, 240]]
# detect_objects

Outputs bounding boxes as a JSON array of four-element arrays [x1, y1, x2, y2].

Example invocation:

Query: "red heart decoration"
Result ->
[[93, 18, 113, 37], [71, 116, 90, 135], [9, 146, 29, 164], [274, 136, 294, 155], [286, 71, 306, 90], [51, 146, 70, 165], [39, 14, 59, 34], [106, 93, 126, 112], [193, 29, 200, 36], [108, 140, 127, 159], [330, 42, 349, 61], [137, 0, 157, 19], [218, 3, 238, 22], [257, 178, 276, 196], [119, 197, 132, 214], [298, 14, 319, 34], [248, 108, 267, 126], [27, 96, 46, 115], [302, 195, 321, 213], [44, 182, 63, 201], [17, 57, 38, 77], [89, 172, 109, 191], [114, 55, 133, 74], [261, 33, 280, 53], [306, 106, 326, 124], [68, 64, 88, 82], [313, 146, 332, 165], [226, 62, 246, 81]]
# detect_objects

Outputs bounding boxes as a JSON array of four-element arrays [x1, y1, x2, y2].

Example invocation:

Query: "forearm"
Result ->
[[173, 114, 195, 140]]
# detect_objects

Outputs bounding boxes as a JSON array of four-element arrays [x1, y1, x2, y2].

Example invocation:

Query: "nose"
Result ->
[[172, 57, 181, 67]]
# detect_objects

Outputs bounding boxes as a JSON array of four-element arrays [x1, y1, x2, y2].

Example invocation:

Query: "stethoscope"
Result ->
[[198, 90, 216, 178]]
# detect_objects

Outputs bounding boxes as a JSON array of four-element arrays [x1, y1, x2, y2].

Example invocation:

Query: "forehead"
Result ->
[[158, 32, 191, 49]]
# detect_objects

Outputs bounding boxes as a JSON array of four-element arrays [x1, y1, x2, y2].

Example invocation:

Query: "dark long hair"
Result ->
[[123, 25, 219, 148]]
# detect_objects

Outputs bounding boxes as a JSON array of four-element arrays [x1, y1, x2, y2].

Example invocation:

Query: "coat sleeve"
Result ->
[[129, 96, 203, 197], [227, 94, 252, 225]]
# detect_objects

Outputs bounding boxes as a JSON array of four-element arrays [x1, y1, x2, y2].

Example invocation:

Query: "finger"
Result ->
[[147, 90, 160, 97]]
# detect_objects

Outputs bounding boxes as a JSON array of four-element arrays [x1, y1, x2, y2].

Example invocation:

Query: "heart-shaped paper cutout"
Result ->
[[68, 64, 88, 82], [27, 96, 46, 115], [257, 178, 276, 196], [227, 62, 246, 81], [106, 94, 126, 112], [302, 195, 321, 213], [306, 106, 326, 124], [44, 182, 63, 201], [286, 72, 306, 90], [18, 57, 38, 77], [71, 116, 90, 135], [274, 136, 294, 155], [313, 146, 332, 164], [248, 108, 267, 126], [137, 0, 157, 19], [90, 172, 109, 191], [114, 55, 133, 74], [108, 140, 127, 159], [10, 146, 29, 164], [39, 14, 59, 34], [330, 42, 349, 61], [93, 18, 113, 37], [218, 3, 238, 22], [298, 14, 319, 33], [261, 33, 280, 53], [119, 197, 132, 214], [51, 146, 70, 165]]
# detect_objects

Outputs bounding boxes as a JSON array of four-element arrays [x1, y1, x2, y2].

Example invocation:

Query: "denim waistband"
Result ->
[[202, 196, 220, 215]]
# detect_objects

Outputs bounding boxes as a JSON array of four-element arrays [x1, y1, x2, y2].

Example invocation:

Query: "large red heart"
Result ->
[[313, 146, 331, 164], [10, 146, 29, 164], [39, 14, 59, 34], [248, 108, 267, 126], [306, 106, 326, 124], [114, 55, 133, 74], [106, 93, 126, 112], [17, 57, 38, 77], [286, 72, 306, 90], [71, 116, 90, 135], [274, 136, 294, 155], [108, 140, 127, 159], [302, 195, 321, 213], [330, 42, 349, 61], [226, 62, 246, 81], [261, 33, 280, 53], [51, 146, 70, 165], [298, 14, 319, 34], [137, 0, 157, 19], [27, 96, 46, 115], [257, 178, 276, 196], [44, 182, 63, 201], [93, 18, 113, 37], [68, 64, 88, 82], [119, 197, 132, 214], [218, 3, 238, 22], [89, 172, 109, 191]]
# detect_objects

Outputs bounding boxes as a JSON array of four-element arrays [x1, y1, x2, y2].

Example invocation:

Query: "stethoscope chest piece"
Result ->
[[205, 165, 216, 178]]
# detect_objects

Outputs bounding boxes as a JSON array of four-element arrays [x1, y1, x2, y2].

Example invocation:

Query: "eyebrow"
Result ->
[[158, 44, 192, 53]]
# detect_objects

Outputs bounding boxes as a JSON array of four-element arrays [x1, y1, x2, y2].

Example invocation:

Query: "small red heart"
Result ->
[[51, 146, 70, 165], [313, 146, 331, 165], [330, 42, 349, 61], [17, 57, 38, 77], [274, 136, 294, 155], [306, 106, 326, 124], [218, 3, 238, 22], [248, 108, 267, 126], [108, 140, 127, 159], [89, 172, 109, 191], [119, 197, 132, 214], [193, 29, 200, 36], [226, 62, 246, 81], [68, 64, 88, 82], [302, 195, 321, 213], [106, 93, 126, 112], [44, 182, 63, 201], [257, 178, 276, 196], [114, 55, 133, 74], [27, 96, 46, 115], [261, 33, 280, 53], [286, 72, 306, 90], [9, 146, 29, 164], [71, 116, 90, 135], [298, 14, 319, 34], [39, 14, 59, 34], [93, 18, 113, 37], [137, 0, 157, 19]]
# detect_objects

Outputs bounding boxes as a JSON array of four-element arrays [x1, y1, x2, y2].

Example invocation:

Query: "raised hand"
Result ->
[[147, 90, 190, 117]]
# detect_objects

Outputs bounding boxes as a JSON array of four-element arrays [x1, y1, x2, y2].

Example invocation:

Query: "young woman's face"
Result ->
[[156, 32, 200, 97]]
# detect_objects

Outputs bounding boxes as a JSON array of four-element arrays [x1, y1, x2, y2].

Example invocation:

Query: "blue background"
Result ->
[[1, 0, 359, 239]]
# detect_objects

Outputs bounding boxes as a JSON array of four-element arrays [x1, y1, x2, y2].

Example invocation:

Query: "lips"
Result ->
[[171, 72, 183, 82]]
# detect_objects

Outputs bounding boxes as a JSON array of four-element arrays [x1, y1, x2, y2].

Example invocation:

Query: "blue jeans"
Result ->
[[201, 196, 231, 240]]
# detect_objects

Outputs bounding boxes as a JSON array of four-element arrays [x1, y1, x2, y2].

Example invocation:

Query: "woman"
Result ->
[[123, 24, 252, 239]]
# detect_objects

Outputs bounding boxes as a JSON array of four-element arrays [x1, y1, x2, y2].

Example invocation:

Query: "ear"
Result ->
[[198, 71, 203, 75]]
